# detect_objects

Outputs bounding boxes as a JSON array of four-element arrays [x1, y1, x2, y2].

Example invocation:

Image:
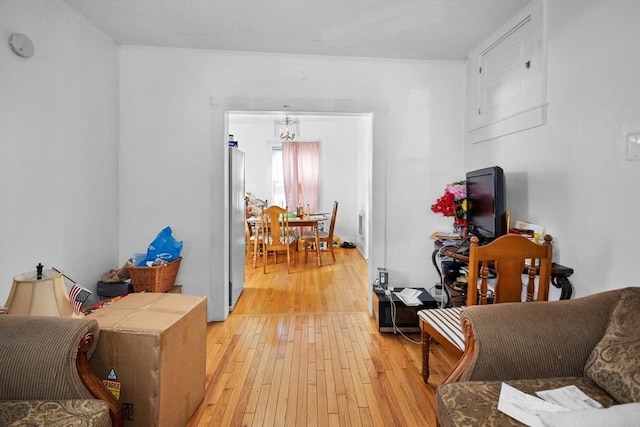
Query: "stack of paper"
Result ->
[[394, 288, 422, 306], [497, 383, 602, 427]]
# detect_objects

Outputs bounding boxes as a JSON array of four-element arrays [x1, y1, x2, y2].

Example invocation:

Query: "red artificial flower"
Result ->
[[431, 181, 468, 228], [431, 192, 456, 216]]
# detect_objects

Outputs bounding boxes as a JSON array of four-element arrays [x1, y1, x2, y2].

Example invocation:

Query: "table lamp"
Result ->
[[4, 263, 81, 318]]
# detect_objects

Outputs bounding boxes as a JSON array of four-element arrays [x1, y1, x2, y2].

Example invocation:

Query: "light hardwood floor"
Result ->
[[187, 247, 458, 426]]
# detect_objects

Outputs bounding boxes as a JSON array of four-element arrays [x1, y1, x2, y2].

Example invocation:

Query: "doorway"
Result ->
[[228, 111, 370, 258], [212, 96, 387, 321], [228, 111, 372, 259]]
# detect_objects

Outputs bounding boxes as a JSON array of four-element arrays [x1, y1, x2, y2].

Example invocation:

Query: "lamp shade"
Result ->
[[4, 269, 81, 317]]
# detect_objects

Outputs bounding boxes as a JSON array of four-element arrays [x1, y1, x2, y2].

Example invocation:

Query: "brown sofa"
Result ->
[[436, 287, 640, 426], [0, 315, 123, 426]]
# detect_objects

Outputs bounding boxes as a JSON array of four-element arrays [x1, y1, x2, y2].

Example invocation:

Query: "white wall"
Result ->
[[118, 48, 465, 320], [465, 0, 640, 297], [3, 0, 634, 319], [0, 0, 120, 304], [356, 116, 373, 258], [229, 113, 363, 244]]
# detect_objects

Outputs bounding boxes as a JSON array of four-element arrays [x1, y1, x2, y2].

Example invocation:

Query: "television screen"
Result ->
[[466, 166, 506, 243]]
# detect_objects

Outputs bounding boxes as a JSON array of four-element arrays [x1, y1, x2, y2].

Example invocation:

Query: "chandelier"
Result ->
[[274, 115, 299, 141]]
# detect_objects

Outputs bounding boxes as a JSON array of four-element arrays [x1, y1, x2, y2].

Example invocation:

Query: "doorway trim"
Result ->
[[211, 96, 388, 320]]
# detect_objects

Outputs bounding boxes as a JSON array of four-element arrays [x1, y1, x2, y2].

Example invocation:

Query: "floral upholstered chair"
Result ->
[[0, 315, 123, 426], [435, 287, 640, 426]]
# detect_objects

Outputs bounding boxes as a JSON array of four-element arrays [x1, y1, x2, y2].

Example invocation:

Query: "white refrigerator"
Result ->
[[229, 147, 245, 310]]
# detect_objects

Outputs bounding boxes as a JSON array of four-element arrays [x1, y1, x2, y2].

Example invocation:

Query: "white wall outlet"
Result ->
[[627, 132, 640, 161]]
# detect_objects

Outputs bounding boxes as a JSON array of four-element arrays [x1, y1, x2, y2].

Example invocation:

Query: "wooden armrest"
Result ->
[[77, 332, 124, 427], [443, 317, 475, 384]]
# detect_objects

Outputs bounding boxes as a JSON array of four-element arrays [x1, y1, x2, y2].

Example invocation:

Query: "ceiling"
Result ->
[[61, 0, 532, 61]]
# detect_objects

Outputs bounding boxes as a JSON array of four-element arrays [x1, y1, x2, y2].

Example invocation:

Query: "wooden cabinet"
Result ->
[[466, 0, 547, 143]]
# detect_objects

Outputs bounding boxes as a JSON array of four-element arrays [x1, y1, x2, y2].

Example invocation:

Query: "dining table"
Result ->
[[247, 214, 328, 267]]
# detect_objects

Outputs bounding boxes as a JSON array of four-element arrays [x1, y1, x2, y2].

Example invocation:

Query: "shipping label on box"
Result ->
[[102, 378, 122, 400]]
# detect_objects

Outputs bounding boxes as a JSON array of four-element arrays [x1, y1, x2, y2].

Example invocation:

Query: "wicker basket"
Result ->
[[127, 257, 181, 293]]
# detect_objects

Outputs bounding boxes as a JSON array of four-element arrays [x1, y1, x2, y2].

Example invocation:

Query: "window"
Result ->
[[271, 146, 286, 207]]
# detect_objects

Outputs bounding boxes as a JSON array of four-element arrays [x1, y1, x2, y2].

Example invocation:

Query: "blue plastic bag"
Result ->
[[138, 226, 183, 266]]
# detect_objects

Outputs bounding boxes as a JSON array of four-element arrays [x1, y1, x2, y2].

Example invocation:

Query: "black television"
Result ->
[[465, 166, 507, 243]]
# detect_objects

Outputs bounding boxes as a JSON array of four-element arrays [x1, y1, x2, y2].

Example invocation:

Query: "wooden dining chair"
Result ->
[[418, 233, 553, 384], [261, 205, 298, 273], [302, 201, 338, 263], [246, 218, 264, 268]]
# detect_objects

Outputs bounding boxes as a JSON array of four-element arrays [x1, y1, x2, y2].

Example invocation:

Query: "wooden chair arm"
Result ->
[[442, 318, 475, 384]]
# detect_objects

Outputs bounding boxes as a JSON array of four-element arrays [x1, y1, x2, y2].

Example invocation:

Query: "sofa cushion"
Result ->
[[436, 377, 618, 427], [584, 287, 640, 403], [538, 402, 640, 427], [0, 399, 111, 427]]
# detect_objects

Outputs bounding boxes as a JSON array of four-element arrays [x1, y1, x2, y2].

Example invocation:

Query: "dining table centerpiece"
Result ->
[[431, 181, 467, 233]]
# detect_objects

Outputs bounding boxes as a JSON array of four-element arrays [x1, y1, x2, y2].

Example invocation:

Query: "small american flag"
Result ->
[[69, 284, 91, 315], [53, 267, 92, 315]]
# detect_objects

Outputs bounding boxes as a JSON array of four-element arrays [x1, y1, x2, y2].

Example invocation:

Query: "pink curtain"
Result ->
[[282, 141, 319, 213]]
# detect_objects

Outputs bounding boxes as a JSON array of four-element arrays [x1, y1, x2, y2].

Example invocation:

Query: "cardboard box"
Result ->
[[88, 293, 207, 427]]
